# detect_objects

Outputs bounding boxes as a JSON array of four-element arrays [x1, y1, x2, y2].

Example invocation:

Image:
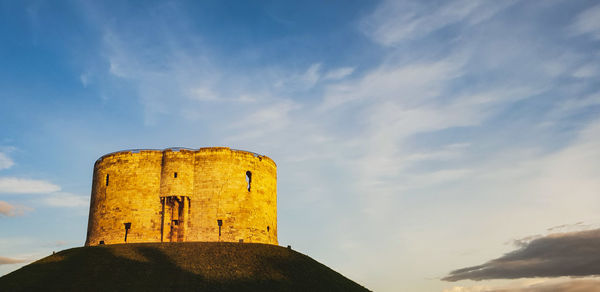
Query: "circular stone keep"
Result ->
[[85, 147, 277, 246]]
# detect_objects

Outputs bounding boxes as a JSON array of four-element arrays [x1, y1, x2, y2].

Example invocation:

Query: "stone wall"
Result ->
[[85, 147, 277, 246]]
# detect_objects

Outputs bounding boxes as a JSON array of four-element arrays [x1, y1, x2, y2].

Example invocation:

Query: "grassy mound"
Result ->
[[0, 242, 369, 292]]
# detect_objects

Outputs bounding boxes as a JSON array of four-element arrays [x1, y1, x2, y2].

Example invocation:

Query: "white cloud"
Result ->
[[100, 26, 220, 123], [301, 63, 321, 88], [572, 64, 597, 78], [42, 192, 89, 208], [361, 0, 515, 46], [272, 63, 323, 91], [235, 94, 258, 103], [405, 143, 470, 163], [0, 256, 29, 265], [525, 120, 600, 205], [244, 100, 299, 126], [0, 177, 60, 194], [320, 59, 462, 110], [187, 87, 218, 101], [0, 156, 85, 208], [324, 67, 355, 80], [449, 117, 600, 216], [79, 71, 91, 87], [227, 99, 302, 142], [541, 92, 600, 124], [0, 201, 30, 217], [317, 56, 543, 200], [108, 58, 127, 78], [570, 4, 600, 40], [0, 153, 14, 170]]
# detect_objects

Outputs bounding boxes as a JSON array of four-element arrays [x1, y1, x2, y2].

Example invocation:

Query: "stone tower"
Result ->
[[85, 147, 277, 246]]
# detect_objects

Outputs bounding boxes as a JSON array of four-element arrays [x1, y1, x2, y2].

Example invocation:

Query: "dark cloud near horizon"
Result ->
[[444, 228, 600, 281], [0, 256, 28, 265]]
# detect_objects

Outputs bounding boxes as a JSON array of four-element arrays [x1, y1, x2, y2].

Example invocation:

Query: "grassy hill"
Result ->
[[0, 242, 370, 292]]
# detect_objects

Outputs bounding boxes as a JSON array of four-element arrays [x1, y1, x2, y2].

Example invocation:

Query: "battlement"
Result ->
[[85, 147, 277, 246], [94, 147, 276, 167]]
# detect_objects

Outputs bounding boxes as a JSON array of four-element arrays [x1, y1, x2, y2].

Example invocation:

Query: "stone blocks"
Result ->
[[85, 147, 277, 246]]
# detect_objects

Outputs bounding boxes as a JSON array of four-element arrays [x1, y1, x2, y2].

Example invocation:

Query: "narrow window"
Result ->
[[245, 171, 252, 191], [124, 222, 131, 242], [217, 219, 223, 238], [106, 174, 109, 186], [267, 226, 270, 232], [174, 172, 178, 178]]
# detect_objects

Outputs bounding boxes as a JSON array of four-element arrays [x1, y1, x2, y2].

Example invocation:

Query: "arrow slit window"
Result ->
[[246, 171, 252, 191]]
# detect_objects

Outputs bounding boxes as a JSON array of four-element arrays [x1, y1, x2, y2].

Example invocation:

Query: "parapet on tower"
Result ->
[[85, 147, 277, 246]]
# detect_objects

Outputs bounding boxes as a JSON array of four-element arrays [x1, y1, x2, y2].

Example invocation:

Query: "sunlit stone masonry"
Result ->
[[85, 147, 277, 246]]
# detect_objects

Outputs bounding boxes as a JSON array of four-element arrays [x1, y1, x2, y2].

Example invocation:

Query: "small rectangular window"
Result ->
[[106, 174, 109, 186], [174, 172, 178, 178]]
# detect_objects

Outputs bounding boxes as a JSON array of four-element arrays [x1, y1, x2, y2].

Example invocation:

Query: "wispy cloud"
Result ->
[[0, 152, 84, 207], [569, 4, 600, 40], [235, 99, 299, 128], [317, 54, 543, 199], [572, 64, 598, 78], [404, 143, 470, 163], [320, 58, 463, 110], [79, 71, 91, 87], [0, 153, 14, 170], [324, 67, 355, 81], [42, 192, 89, 208], [299, 63, 321, 89], [361, 0, 515, 46], [0, 177, 60, 194], [0, 256, 29, 265], [273, 63, 324, 92], [554, 92, 600, 114], [100, 23, 218, 123], [187, 87, 219, 102], [0, 201, 30, 217], [0, 178, 85, 208]]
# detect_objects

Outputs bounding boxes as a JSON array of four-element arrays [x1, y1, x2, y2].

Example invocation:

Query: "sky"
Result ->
[[1, 0, 600, 291]]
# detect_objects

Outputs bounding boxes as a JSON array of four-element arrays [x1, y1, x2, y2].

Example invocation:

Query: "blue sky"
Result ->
[[1, 1, 600, 291]]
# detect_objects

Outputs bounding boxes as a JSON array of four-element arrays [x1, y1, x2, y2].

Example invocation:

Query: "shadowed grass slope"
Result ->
[[0, 242, 370, 292]]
